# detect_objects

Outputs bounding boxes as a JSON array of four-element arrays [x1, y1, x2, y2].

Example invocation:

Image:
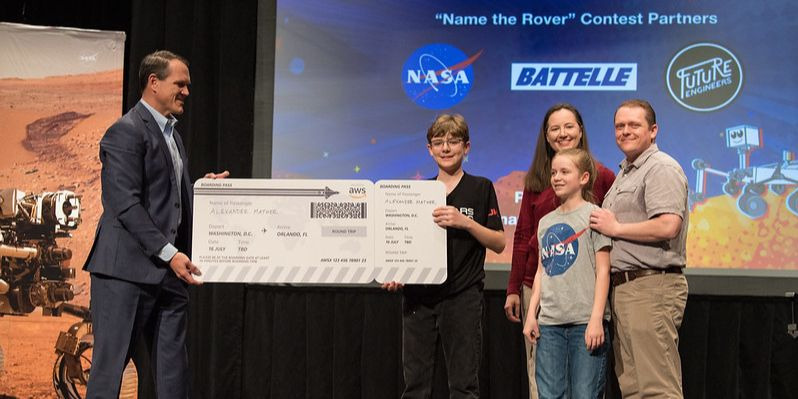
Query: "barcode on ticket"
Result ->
[[310, 202, 368, 219]]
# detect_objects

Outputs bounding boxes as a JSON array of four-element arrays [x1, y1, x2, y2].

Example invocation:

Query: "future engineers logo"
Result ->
[[666, 43, 743, 112], [402, 43, 482, 110]]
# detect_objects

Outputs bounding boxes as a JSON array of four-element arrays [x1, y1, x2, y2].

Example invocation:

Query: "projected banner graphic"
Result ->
[[269, 1, 798, 270]]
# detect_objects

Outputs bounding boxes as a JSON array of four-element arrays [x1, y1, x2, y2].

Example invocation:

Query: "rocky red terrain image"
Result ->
[[0, 69, 120, 398]]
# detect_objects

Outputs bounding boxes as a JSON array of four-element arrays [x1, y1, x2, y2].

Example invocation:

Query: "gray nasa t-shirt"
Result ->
[[537, 202, 611, 325]]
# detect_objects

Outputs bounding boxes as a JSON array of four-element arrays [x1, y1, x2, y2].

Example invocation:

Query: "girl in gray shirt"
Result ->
[[522, 148, 612, 399]]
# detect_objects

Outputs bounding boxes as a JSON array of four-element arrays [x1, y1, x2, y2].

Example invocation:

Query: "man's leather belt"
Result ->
[[610, 267, 683, 287]]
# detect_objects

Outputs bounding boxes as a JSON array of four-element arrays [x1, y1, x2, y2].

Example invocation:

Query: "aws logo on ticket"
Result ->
[[348, 185, 368, 199]]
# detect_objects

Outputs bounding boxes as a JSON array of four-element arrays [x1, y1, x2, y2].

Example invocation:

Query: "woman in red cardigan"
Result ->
[[504, 103, 615, 398]]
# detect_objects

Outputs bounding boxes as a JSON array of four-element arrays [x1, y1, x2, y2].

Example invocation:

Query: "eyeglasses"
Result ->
[[430, 138, 465, 148], [547, 124, 580, 135]]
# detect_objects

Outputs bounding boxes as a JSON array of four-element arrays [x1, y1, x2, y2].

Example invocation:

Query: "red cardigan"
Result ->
[[506, 162, 616, 296]]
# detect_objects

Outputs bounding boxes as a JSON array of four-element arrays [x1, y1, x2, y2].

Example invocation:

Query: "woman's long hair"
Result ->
[[524, 103, 591, 192]]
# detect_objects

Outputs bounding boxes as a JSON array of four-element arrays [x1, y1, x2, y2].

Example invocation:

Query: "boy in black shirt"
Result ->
[[382, 114, 505, 399]]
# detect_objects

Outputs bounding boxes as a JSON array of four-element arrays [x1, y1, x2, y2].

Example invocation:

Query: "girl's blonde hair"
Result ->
[[553, 148, 597, 204]]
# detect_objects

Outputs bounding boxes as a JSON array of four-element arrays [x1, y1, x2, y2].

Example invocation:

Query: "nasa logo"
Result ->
[[540, 224, 586, 276], [510, 63, 637, 91], [348, 186, 367, 199], [666, 43, 743, 112], [79, 51, 99, 64], [402, 44, 482, 109]]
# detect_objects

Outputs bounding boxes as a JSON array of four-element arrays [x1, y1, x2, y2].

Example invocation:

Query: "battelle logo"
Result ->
[[666, 43, 743, 112], [511, 63, 637, 91], [402, 43, 482, 110]]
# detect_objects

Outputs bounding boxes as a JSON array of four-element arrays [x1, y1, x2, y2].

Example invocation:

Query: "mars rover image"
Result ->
[[690, 125, 798, 219], [0, 188, 95, 397]]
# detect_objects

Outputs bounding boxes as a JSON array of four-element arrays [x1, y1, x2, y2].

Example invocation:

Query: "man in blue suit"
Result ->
[[84, 50, 228, 398]]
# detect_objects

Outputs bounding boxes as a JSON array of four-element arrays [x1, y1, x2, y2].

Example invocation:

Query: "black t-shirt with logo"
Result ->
[[404, 173, 504, 304]]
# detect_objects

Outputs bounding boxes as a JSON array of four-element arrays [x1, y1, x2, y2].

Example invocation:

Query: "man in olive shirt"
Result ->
[[590, 99, 689, 398]]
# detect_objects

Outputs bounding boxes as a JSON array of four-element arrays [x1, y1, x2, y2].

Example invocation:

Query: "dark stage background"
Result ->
[[2, 1, 797, 398]]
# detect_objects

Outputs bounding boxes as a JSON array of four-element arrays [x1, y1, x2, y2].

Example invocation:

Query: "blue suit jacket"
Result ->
[[84, 101, 193, 284]]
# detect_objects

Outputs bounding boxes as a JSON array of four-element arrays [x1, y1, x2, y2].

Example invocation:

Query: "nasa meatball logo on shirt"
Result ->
[[540, 223, 587, 276]]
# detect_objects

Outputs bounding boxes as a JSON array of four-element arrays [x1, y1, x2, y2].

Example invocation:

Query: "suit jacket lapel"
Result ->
[[173, 129, 193, 207], [133, 103, 179, 192]]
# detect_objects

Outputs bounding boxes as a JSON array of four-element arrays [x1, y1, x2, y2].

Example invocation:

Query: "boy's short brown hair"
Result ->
[[426, 114, 470, 143]]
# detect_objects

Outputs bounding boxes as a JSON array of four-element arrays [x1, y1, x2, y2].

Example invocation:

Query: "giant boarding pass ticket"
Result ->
[[192, 179, 446, 284]]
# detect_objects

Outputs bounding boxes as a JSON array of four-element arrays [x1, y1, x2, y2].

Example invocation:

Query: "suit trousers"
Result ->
[[86, 271, 189, 399], [611, 273, 688, 399]]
